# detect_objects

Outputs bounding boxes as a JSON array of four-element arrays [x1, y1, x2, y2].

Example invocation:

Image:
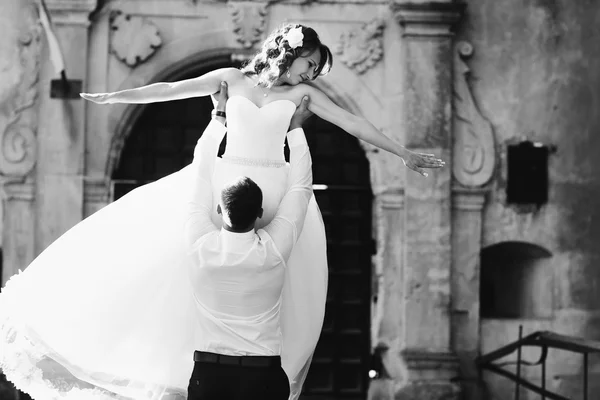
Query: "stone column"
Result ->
[[0, 179, 36, 400], [391, 2, 464, 399], [35, 0, 97, 252], [450, 38, 496, 400], [451, 187, 487, 400]]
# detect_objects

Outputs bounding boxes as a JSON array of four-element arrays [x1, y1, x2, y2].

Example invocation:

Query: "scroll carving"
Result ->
[[228, 2, 268, 49], [335, 19, 385, 74], [0, 21, 41, 177], [452, 41, 495, 187], [110, 10, 162, 68]]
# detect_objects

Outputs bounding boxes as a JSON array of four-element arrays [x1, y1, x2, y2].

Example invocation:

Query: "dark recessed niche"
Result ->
[[506, 141, 550, 206], [480, 241, 553, 319]]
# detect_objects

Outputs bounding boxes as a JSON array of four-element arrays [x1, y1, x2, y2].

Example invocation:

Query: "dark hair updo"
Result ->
[[241, 23, 333, 89]]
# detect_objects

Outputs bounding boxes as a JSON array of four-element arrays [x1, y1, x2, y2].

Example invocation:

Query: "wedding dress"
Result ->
[[0, 95, 328, 400]]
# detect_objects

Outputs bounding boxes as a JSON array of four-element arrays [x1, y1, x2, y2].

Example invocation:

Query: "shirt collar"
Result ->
[[219, 227, 257, 242]]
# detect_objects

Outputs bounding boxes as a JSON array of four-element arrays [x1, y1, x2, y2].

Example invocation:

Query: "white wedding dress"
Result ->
[[0, 95, 328, 400]]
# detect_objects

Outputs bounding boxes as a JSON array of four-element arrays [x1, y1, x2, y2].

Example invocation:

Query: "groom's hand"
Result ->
[[290, 95, 312, 130], [211, 81, 228, 125]]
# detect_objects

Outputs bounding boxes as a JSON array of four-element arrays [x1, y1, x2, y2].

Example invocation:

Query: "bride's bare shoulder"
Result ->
[[200, 68, 244, 83], [220, 68, 246, 82]]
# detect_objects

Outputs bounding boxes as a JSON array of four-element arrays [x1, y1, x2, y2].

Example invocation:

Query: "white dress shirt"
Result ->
[[185, 119, 313, 356]]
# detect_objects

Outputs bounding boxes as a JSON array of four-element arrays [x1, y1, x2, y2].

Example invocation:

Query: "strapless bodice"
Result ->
[[223, 96, 297, 162]]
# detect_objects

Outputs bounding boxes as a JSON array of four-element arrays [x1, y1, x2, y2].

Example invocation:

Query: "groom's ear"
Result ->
[[257, 208, 263, 219], [217, 204, 222, 215]]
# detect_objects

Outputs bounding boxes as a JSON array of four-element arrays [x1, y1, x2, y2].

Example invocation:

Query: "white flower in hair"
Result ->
[[285, 26, 304, 49]]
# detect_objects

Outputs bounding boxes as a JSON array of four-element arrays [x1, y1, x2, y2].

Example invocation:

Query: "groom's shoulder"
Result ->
[[256, 229, 274, 244]]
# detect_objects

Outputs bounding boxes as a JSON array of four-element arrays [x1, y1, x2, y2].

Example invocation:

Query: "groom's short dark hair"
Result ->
[[221, 177, 263, 228]]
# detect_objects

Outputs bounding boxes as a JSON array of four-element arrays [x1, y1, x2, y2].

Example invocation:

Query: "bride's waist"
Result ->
[[220, 153, 286, 168]]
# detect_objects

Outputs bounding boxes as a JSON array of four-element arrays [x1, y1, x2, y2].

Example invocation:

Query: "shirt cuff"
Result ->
[[205, 118, 227, 140], [287, 128, 307, 147]]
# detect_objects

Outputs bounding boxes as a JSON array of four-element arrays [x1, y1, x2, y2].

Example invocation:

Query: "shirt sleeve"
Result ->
[[184, 119, 227, 247], [263, 127, 313, 261]]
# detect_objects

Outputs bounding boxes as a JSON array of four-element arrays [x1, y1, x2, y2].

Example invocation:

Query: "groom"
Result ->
[[184, 82, 314, 400]]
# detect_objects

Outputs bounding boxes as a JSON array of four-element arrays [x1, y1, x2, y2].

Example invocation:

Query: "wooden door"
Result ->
[[299, 116, 373, 400]]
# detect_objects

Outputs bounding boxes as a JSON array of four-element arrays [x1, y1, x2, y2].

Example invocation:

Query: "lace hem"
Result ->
[[221, 155, 286, 168], [0, 271, 186, 400]]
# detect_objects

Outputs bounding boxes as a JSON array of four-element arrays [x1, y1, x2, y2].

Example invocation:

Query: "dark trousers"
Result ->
[[187, 351, 290, 400]]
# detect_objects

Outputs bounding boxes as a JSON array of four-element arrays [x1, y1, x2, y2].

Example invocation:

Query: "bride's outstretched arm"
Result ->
[[80, 68, 239, 104], [303, 85, 445, 176]]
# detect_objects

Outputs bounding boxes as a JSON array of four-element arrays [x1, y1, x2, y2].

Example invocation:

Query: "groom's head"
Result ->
[[217, 176, 264, 232]]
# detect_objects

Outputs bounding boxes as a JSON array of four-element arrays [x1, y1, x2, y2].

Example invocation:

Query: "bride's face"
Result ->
[[282, 49, 322, 86]]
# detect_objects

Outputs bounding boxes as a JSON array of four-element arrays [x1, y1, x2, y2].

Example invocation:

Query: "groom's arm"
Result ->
[[185, 83, 229, 247], [263, 126, 313, 262], [184, 119, 226, 247]]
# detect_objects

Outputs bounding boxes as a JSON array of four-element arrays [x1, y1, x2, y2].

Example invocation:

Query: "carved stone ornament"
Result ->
[[452, 41, 496, 187], [228, 2, 268, 49], [0, 20, 42, 177], [110, 10, 162, 68], [335, 19, 385, 74]]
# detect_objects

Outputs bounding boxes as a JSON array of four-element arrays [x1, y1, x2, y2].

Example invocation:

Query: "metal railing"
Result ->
[[477, 326, 600, 400]]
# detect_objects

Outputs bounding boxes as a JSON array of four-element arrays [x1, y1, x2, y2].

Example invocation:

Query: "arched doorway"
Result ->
[[112, 58, 373, 399]]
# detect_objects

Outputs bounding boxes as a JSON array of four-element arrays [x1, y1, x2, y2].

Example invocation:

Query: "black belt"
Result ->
[[194, 351, 280, 368]]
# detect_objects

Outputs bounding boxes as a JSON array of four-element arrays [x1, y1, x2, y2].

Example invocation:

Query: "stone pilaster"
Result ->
[[451, 187, 488, 400], [1, 181, 36, 285], [369, 190, 408, 400], [391, 2, 465, 399], [35, 0, 97, 252], [0, 1, 42, 293], [450, 34, 495, 400]]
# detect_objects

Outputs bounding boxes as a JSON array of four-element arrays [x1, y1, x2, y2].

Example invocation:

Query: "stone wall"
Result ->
[[3, 0, 600, 399], [0, 0, 39, 396], [457, 0, 600, 398]]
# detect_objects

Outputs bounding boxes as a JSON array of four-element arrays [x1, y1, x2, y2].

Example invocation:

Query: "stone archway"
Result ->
[[106, 48, 238, 179]]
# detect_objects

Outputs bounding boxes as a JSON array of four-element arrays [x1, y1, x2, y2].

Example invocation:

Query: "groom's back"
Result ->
[[189, 228, 286, 355]]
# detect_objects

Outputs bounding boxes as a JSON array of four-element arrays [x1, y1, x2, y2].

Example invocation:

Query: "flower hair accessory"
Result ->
[[284, 26, 304, 49]]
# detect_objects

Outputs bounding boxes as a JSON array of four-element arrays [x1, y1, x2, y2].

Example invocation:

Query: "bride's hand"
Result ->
[[79, 92, 114, 104], [402, 150, 445, 177]]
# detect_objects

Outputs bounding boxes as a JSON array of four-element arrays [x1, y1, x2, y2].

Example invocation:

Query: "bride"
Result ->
[[0, 23, 443, 400]]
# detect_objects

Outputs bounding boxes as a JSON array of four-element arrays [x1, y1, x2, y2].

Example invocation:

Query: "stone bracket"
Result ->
[[453, 41, 496, 187]]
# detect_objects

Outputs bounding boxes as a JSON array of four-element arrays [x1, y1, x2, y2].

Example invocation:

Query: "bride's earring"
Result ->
[[286, 69, 291, 78]]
